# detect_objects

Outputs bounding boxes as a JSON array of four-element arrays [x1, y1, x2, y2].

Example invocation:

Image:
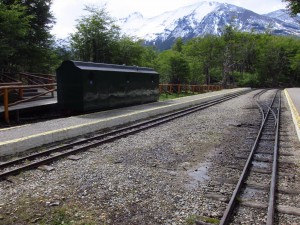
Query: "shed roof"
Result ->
[[59, 60, 158, 74]]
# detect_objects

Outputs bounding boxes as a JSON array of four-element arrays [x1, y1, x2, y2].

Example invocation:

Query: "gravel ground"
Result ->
[[0, 90, 299, 225]]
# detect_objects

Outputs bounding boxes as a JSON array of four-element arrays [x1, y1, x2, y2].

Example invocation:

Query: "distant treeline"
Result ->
[[159, 29, 300, 87], [1, 2, 300, 87]]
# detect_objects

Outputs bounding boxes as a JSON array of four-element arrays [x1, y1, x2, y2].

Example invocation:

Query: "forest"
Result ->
[[1, 0, 300, 87]]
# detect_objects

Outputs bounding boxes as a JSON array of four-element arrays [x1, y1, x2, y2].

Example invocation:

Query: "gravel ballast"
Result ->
[[0, 90, 299, 225]]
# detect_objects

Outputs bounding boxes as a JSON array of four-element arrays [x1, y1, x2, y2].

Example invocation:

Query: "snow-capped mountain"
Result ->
[[117, 1, 300, 50], [264, 9, 300, 26]]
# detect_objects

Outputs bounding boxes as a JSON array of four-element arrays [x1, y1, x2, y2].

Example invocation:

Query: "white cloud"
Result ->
[[51, 0, 105, 38], [51, 0, 288, 39]]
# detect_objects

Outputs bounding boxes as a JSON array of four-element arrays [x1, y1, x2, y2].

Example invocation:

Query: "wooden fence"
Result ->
[[1, 80, 224, 123]]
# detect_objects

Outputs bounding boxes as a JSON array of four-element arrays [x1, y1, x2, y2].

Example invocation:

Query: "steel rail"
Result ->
[[253, 89, 268, 121], [0, 90, 246, 170], [219, 89, 279, 225], [266, 91, 281, 225], [0, 90, 251, 180], [265, 91, 278, 129]]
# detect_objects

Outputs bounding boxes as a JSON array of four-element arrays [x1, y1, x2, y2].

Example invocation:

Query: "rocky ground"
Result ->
[[0, 90, 299, 225]]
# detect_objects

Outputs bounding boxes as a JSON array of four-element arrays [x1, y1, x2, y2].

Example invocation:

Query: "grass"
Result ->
[[201, 216, 220, 224], [0, 196, 97, 225], [185, 215, 220, 225], [40, 207, 72, 225], [159, 92, 201, 101], [186, 214, 198, 225]]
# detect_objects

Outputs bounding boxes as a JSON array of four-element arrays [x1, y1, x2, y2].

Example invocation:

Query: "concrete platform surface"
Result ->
[[0, 88, 250, 157], [285, 88, 300, 141]]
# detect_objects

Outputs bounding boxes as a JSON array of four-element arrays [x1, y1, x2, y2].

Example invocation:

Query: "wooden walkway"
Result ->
[[0, 97, 57, 113]]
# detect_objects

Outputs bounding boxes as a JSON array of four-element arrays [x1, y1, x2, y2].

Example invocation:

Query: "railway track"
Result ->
[[0, 90, 250, 181], [218, 89, 300, 224]]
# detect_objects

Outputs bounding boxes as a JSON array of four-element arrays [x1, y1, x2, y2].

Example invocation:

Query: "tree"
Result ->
[[138, 46, 158, 68], [221, 26, 236, 87], [70, 6, 120, 63], [255, 35, 296, 87], [172, 37, 184, 53], [53, 39, 72, 62], [1, 0, 56, 72], [154, 50, 174, 83], [114, 37, 145, 65], [154, 50, 190, 84], [282, 0, 300, 15], [290, 51, 300, 85], [0, 3, 31, 71], [169, 54, 190, 84], [184, 35, 222, 85]]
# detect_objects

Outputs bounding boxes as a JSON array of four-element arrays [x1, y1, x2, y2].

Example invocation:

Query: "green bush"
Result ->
[[233, 72, 259, 87]]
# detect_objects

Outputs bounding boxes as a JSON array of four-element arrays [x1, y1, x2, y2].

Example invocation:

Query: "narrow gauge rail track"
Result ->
[[220, 89, 281, 225], [0, 90, 250, 181]]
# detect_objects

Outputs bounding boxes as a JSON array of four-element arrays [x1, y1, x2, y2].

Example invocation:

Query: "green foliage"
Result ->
[[210, 67, 223, 83], [154, 50, 175, 83], [159, 92, 195, 101], [70, 6, 157, 68], [70, 6, 120, 63], [42, 207, 72, 225], [152, 39, 190, 84], [1, 0, 299, 87], [188, 60, 205, 84], [0, 3, 31, 69], [153, 29, 300, 87], [139, 46, 158, 67], [154, 49, 190, 84], [114, 36, 146, 65], [291, 51, 300, 71], [185, 214, 198, 225], [0, 0, 56, 72], [169, 54, 190, 84], [200, 216, 220, 224], [283, 0, 300, 15], [184, 35, 222, 85], [185, 215, 220, 225], [172, 37, 184, 52], [233, 72, 259, 87]]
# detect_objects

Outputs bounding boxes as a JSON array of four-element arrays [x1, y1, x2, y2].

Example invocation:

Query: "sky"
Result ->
[[51, 0, 288, 39]]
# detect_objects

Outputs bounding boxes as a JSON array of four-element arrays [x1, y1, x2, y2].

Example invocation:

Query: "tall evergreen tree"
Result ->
[[0, 3, 31, 71], [1, 0, 55, 72]]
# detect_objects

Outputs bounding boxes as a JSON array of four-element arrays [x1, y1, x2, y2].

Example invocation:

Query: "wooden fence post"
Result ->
[[19, 87, 23, 99], [4, 88, 9, 123]]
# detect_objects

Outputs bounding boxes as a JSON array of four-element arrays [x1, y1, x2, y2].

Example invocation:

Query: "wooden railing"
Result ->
[[1, 83, 57, 123], [1, 82, 224, 123], [159, 84, 223, 94], [18, 72, 56, 91]]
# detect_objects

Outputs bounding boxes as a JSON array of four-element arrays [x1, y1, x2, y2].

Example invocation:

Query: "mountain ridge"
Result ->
[[117, 1, 300, 50]]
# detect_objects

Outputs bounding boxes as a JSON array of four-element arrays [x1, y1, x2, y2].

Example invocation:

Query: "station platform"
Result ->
[[0, 96, 57, 114], [285, 88, 300, 141], [0, 88, 250, 157], [0, 90, 58, 123]]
